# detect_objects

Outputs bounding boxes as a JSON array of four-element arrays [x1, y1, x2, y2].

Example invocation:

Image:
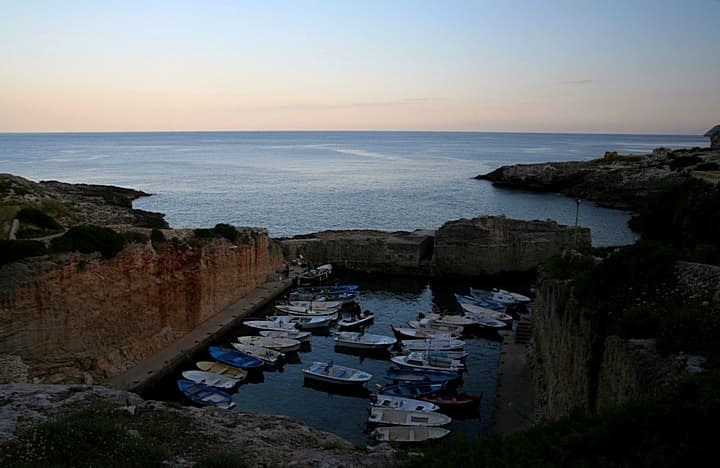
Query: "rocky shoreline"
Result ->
[[476, 146, 720, 210]]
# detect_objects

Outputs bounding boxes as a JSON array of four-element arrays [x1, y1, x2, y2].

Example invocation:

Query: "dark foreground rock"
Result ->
[[476, 147, 720, 210], [0, 384, 398, 467]]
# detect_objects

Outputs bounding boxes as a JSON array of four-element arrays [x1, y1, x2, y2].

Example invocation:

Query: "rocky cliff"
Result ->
[[0, 229, 283, 383], [280, 216, 589, 277], [433, 216, 591, 276], [531, 270, 706, 422], [476, 147, 720, 210]]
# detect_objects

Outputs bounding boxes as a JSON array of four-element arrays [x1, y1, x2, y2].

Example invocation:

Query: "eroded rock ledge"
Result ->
[[476, 147, 720, 210], [0, 384, 397, 467]]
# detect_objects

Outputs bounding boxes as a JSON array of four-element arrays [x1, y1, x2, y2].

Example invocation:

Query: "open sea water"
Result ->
[[0, 131, 707, 443]]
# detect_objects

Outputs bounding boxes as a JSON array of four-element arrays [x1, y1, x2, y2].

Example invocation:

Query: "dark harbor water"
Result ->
[[143, 273, 529, 444], [0, 131, 707, 246]]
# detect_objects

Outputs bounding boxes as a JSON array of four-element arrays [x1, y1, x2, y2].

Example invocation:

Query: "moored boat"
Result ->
[[208, 346, 264, 370], [368, 407, 452, 427], [390, 325, 461, 340], [230, 342, 284, 367], [181, 370, 240, 389], [459, 302, 513, 324], [243, 319, 299, 332], [422, 313, 476, 327], [240, 334, 303, 351], [470, 287, 531, 304], [455, 292, 506, 311], [407, 318, 464, 335], [385, 367, 460, 385], [370, 426, 450, 444], [400, 338, 465, 352], [334, 331, 396, 350], [268, 314, 334, 330], [369, 394, 440, 412], [177, 379, 235, 409], [377, 382, 445, 398], [258, 329, 311, 343], [337, 310, 375, 330], [419, 391, 482, 410], [195, 361, 248, 381], [390, 351, 464, 372], [275, 304, 340, 318], [302, 361, 373, 386]]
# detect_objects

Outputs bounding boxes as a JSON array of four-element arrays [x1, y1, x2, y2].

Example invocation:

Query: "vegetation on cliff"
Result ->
[[410, 370, 718, 468], [50, 225, 127, 259]]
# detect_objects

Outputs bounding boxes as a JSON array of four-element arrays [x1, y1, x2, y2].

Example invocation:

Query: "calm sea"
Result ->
[[0, 131, 707, 245]]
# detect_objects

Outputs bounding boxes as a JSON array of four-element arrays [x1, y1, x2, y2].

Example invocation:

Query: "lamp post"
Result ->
[[573, 199, 581, 248]]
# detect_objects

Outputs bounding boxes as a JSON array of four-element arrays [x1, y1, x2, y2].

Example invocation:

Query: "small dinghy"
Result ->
[[423, 313, 475, 327], [368, 407, 452, 427], [377, 382, 445, 398], [334, 331, 396, 350], [208, 346, 264, 370], [390, 325, 461, 340], [268, 314, 334, 330], [385, 367, 460, 385], [275, 304, 341, 317], [401, 338, 465, 352], [195, 361, 248, 381], [419, 391, 482, 411], [296, 263, 333, 285], [459, 302, 513, 324], [370, 426, 450, 444], [258, 329, 311, 343], [391, 351, 464, 372], [302, 361, 373, 386], [470, 287, 531, 304], [407, 319, 464, 335], [177, 379, 235, 409], [455, 292, 506, 311], [239, 335, 303, 352], [370, 394, 440, 412], [181, 370, 239, 389], [337, 310, 375, 330], [231, 342, 284, 367]]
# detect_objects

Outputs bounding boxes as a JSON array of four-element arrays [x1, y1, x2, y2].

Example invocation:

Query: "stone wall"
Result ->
[[433, 216, 591, 276], [280, 229, 435, 275], [0, 229, 283, 383], [531, 268, 702, 422]]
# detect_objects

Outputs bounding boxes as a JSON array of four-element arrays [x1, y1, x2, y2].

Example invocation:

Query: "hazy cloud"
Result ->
[[241, 98, 442, 112]]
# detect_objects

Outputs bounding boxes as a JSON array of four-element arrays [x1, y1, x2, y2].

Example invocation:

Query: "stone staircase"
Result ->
[[514, 316, 532, 344]]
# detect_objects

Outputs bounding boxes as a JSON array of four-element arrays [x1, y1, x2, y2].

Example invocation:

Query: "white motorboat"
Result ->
[[243, 319, 298, 332], [275, 304, 341, 317], [231, 342, 283, 366], [422, 313, 475, 327], [370, 394, 440, 412], [334, 331, 396, 350], [460, 302, 513, 324], [470, 287, 531, 304], [400, 338, 465, 352], [391, 325, 462, 340], [390, 351, 464, 372], [268, 314, 334, 330], [302, 361, 372, 385], [370, 426, 450, 444], [237, 335, 302, 353], [368, 407, 451, 427], [181, 370, 239, 389], [258, 329, 311, 344], [407, 318, 464, 335]]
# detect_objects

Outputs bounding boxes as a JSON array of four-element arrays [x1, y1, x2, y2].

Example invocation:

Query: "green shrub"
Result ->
[[121, 231, 149, 245], [0, 239, 47, 265], [150, 228, 166, 243], [51, 225, 125, 259], [213, 223, 239, 242], [193, 228, 218, 239], [16, 207, 62, 230]]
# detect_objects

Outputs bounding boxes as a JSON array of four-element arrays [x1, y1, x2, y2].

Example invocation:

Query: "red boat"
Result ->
[[419, 391, 482, 410]]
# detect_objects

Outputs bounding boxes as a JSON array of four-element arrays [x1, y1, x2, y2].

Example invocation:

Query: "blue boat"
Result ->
[[385, 367, 461, 385], [208, 346, 264, 369], [177, 379, 235, 409], [377, 382, 445, 398]]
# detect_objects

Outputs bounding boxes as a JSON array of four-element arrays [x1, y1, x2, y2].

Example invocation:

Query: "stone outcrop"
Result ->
[[705, 124, 720, 149], [1, 173, 168, 235], [432, 216, 591, 276], [0, 229, 283, 383], [476, 147, 720, 210], [280, 229, 435, 275], [0, 384, 397, 467]]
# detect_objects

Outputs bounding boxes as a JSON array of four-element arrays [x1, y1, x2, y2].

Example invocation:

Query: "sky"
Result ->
[[1, 0, 718, 134]]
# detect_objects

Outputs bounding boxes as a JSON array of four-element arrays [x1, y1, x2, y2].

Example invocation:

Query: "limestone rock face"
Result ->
[[432, 216, 591, 276], [280, 229, 435, 274], [705, 124, 720, 149], [0, 230, 283, 383], [476, 147, 720, 210]]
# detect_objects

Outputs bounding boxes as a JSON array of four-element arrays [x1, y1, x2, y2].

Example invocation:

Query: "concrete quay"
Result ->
[[492, 325, 535, 434], [108, 267, 302, 393]]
